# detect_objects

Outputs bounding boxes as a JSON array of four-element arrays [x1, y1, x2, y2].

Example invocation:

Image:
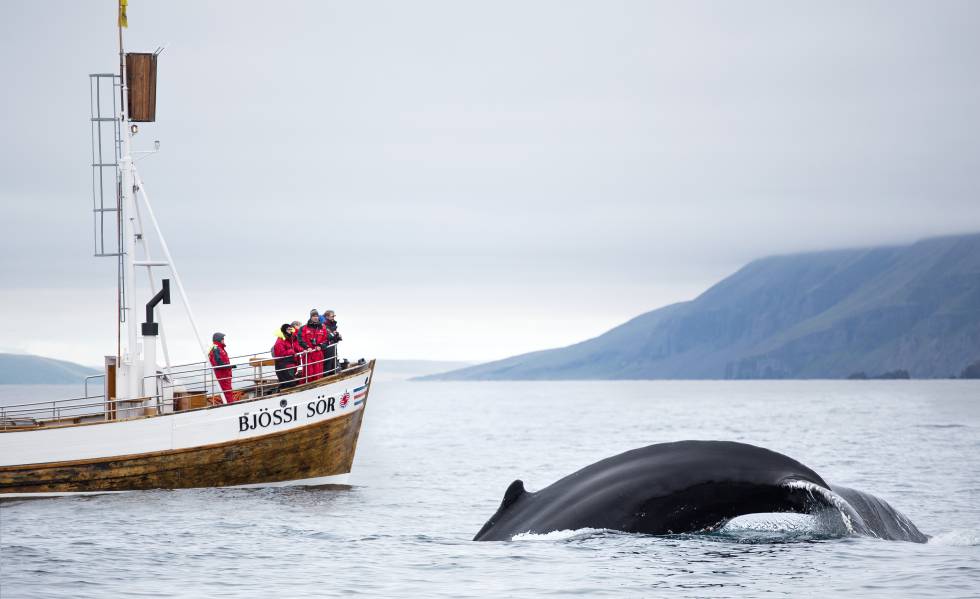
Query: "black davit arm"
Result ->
[[141, 279, 171, 337]]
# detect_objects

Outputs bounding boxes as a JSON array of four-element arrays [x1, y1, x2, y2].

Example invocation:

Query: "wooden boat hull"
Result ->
[[0, 361, 374, 496]]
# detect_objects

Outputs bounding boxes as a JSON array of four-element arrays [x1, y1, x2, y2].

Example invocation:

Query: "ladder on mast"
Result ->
[[88, 60, 207, 401], [89, 73, 126, 346]]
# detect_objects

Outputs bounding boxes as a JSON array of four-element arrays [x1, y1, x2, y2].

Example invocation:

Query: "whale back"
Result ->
[[473, 440, 831, 541]]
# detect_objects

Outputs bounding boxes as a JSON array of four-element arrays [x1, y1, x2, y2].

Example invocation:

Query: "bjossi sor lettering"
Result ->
[[239, 397, 337, 432]]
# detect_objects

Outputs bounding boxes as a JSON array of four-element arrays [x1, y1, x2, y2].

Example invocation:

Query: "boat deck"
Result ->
[[0, 347, 366, 432]]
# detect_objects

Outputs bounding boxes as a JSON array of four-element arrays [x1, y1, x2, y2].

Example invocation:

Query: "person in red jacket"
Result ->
[[272, 323, 300, 390], [288, 320, 305, 379], [209, 332, 236, 404], [298, 309, 328, 383]]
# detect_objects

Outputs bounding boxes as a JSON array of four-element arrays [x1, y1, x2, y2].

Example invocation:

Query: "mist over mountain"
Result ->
[[0, 354, 99, 384], [424, 234, 980, 380]]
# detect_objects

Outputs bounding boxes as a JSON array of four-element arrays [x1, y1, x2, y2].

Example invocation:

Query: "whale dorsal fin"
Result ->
[[473, 480, 530, 540], [500, 479, 526, 510]]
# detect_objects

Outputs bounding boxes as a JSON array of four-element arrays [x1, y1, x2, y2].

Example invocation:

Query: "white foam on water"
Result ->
[[511, 528, 606, 541], [928, 529, 980, 546], [722, 512, 819, 534]]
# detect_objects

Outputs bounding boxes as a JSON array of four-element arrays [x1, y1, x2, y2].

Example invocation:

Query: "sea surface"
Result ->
[[1, 380, 978, 598]]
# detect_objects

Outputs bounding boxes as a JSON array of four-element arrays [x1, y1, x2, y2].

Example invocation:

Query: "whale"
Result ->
[[473, 441, 927, 543]]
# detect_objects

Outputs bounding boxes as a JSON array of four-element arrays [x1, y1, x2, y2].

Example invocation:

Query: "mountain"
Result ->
[[424, 233, 980, 380], [374, 360, 475, 382], [0, 354, 100, 384]]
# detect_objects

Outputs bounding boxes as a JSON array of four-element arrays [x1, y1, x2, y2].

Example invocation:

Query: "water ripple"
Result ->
[[2, 380, 979, 598]]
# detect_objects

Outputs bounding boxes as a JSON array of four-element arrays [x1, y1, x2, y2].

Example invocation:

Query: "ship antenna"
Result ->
[[116, 1, 125, 363], [118, 1, 126, 127]]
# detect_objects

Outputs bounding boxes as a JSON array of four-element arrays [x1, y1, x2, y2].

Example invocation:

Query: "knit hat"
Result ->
[[310, 308, 319, 316], [280, 323, 292, 336], [212, 332, 225, 343]]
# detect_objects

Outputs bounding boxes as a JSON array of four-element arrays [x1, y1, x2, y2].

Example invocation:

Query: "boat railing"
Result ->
[[0, 342, 348, 430], [84, 373, 105, 399], [0, 394, 117, 427], [145, 343, 342, 401]]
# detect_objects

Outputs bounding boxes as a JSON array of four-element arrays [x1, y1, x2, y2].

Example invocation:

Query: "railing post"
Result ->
[[155, 374, 162, 415], [257, 357, 263, 397]]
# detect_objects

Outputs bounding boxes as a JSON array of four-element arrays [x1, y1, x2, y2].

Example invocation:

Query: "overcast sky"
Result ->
[[1, 1, 979, 366]]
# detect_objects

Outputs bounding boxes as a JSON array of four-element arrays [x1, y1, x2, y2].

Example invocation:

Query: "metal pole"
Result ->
[[118, 45, 140, 400], [132, 169, 209, 359], [117, 3, 124, 117], [142, 329, 156, 400], [131, 196, 173, 374]]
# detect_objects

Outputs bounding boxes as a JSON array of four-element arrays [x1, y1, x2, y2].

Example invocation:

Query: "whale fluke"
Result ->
[[829, 484, 928, 543]]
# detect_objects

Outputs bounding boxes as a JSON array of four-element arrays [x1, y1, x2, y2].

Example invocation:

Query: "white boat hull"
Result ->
[[0, 362, 374, 496]]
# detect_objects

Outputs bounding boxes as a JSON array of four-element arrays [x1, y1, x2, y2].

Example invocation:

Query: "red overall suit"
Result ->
[[209, 341, 235, 403], [272, 334, 301, 387], [299, 321, 328, 383]]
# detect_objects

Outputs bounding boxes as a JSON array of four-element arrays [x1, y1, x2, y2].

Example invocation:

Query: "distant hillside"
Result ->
[[0, 354, 99, 384], [424, 233, 980, 380]]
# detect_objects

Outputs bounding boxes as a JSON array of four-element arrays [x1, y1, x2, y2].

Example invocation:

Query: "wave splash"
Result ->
[[511, 528, 607, 541], [928, 529, 980, 546], [783, 479, 862, 535]]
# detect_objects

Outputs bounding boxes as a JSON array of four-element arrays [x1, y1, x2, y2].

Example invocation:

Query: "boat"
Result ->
[[0, 4, 374, 497]]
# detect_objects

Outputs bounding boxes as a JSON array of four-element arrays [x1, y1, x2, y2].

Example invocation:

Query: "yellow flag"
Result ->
[[118, 0, 128, 28]]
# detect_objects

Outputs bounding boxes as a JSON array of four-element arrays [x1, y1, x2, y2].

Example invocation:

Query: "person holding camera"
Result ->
[[322, 309, 342, 374], [298, 309, 328, 382]]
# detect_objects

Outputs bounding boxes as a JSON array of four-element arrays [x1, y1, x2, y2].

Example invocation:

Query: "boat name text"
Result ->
[[238, 398, 337, 432]]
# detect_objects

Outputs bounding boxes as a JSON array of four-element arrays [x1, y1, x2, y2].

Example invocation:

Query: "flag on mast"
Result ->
[[119, 0, 128, 28]]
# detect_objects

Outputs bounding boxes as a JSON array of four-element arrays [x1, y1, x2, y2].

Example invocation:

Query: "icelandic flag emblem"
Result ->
[[340, 391, 351, 408], [352, 384, 367, 406]]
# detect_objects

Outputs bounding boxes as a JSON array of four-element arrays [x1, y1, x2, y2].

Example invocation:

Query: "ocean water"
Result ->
[[1, 380, 978, 598]]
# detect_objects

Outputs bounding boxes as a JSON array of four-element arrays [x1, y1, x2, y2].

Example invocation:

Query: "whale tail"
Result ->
[[829, 484, 928, 542], [782, 480, 928, 543]]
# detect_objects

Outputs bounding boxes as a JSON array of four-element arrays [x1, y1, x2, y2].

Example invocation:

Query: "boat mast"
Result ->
[[116, 2, 142, 400], [103, 0, 208, 401], [116, 6, 125, 364]]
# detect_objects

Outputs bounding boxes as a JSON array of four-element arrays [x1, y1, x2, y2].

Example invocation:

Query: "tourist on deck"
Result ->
[[272, 324, 300, 390], [321, 309, 342, 374], [288, 320, 305, 378], [298, 309, 328, 383], [209, 332, 236, 404]]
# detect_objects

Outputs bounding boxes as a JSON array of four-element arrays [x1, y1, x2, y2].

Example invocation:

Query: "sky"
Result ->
[[1, 1, 979, 367]]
